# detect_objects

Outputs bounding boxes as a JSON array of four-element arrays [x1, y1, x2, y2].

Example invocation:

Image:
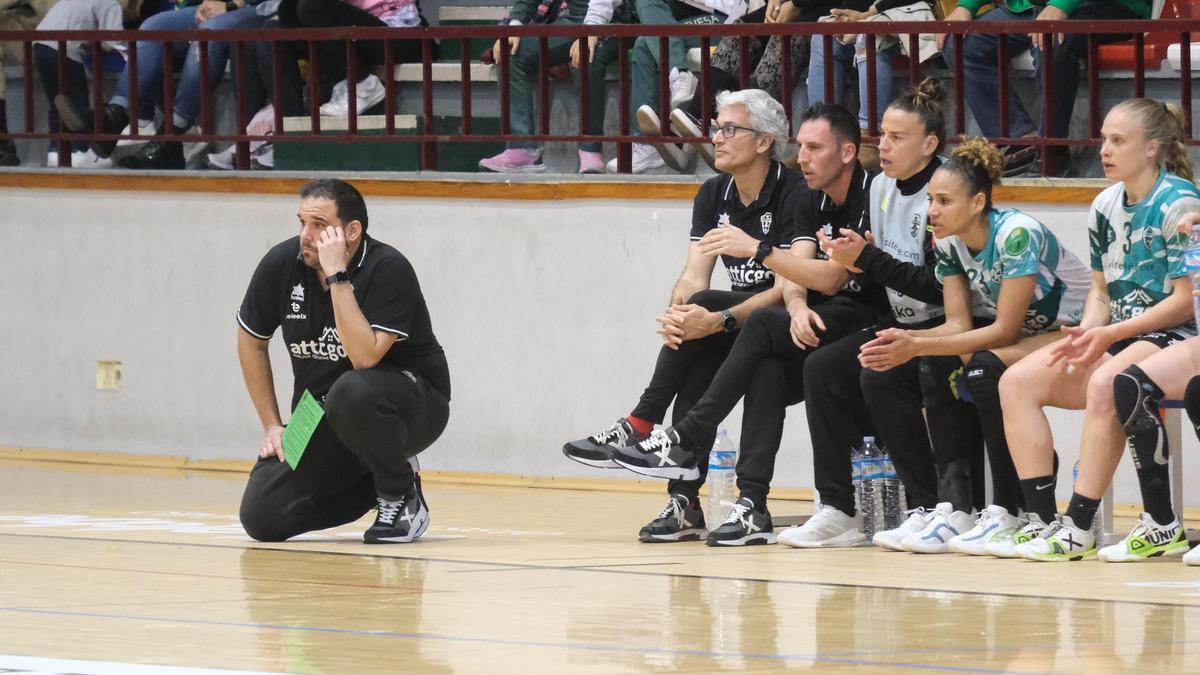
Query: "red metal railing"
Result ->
[[4, 18, 1197, 171]]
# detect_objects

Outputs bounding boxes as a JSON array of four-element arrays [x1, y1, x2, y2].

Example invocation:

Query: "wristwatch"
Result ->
[[324, 270, 350, 286], [720, 309, 737, 333], [753, 240, 774, 264]]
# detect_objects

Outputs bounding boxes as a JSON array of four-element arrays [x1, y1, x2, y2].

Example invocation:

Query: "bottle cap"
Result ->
[[863, 436, 874, 444]]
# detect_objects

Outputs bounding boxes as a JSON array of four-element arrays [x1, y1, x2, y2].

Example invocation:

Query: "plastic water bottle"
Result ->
[[859, 437, 885, 538], [881, 447, 906, 531], [707, 428, 739, 526], [1186, 221, 1200, 327], [851, 443, 864, 517]]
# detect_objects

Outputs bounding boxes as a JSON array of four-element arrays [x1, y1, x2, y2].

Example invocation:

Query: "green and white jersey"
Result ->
[[1089, 169, 1200, 326], [935, 208, 1089, 334]]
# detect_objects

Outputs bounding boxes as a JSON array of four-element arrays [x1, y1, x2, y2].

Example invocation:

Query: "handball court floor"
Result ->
[[2, 457, 1200, 674]]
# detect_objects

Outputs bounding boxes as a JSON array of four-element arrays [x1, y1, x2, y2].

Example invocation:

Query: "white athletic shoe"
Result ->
[[949, 505, 1020, 555], [1015, 515, 1097, 562], [320, 74, 386, 116], [872, 507, 933, 551], [986, 512, 1049, 558], [606, 143, 667, 174], [900, 502, 975, 553], [778, 504, 867, 548], [1097, 512, 1189, 562], [1184, 543, 1200, 565], [668, 67, 698, 109], [636, 105, 692, 171]]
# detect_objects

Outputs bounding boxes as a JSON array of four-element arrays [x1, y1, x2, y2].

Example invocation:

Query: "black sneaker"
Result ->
[[705, 497, 776, 546], [639, 493, 706, 543], [118, 140, 185, 170], [610, 427, 700, 480], [364, 459, 429, 544], [563, 418, 649, 469], [55, 97, 128, 159], [0, 139, 18, 166], [1000, 144, 1037, 178]]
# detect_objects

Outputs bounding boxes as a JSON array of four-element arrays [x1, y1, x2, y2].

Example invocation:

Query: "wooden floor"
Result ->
[[2, 458, 1199, 674]]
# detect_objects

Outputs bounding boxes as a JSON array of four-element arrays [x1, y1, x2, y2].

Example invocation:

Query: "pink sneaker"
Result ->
[[578, 150, 605, 174], [479, 147, 545, 173]]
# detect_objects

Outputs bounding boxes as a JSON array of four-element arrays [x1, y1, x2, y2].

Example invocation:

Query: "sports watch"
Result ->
[[325, 270, 350, 286], [720, 309, 737, 333], [753, 240, 773, 264]]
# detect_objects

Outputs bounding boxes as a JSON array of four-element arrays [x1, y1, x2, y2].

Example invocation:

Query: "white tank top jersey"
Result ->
[[868, 174, 944, 325]]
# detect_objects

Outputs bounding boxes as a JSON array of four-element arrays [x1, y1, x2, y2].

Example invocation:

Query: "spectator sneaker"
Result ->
[[872, 506, 933, 551], [55, 97, 128, 158], [637, 105, 691, 171], [900, 502, 976, 553], [118, 140, 185, 170], [706, 497, 776, 546], [670, 108, 715, 170], [115, 117, 157, 151], [986, 512, 1048, 558], [578, 149, 605, 174], [0, 139, 18, 166], [605, 143, 667, 174], [47, 148, 111, 169], [364, 458, 429, 544], [1015, 515, 1097, 562], [778, 504, 867, 548], [320, 74, 386, 116], [639, 493, 706, 542], [252, 143, 274, 170], [562, 418, 648, 469], [1098, 512, 1189, 562], [207, 145, 237, 170], [610, 427, 701, 481], [948, 504, 1020, 555], [479, 147, 545, 173], [668, 67, 698, 109], [1000, 143, 1037, 177]]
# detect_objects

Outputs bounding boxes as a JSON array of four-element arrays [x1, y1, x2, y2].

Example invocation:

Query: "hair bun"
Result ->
[[913, 77, 945, 107], [951, 137, 1003, 185]]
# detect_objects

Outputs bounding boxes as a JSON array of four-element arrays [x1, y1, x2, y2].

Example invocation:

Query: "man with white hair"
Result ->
[[563, 89, 802, 543], [611, 102, 886, 546]]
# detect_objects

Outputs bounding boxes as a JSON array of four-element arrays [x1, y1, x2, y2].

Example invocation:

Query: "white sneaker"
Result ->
[[668, 67, 698, 109], [900, 502, 976, 553], [605, 143, 667, 174], [206, 145, 236, 170], [320, 74, 386, 116], [1184, 544, 1200, 565], [948, 505, 1020, 555], [1015, 515, 1097, 562], [47, 148, 112, 169], [872, 507, 933, 551], [636, 105, 692, 171], [115, 118, 156, 148], [778, 504, 867, 548], [986, 512, 1049, 558], [1097, 512, 1189, 562]]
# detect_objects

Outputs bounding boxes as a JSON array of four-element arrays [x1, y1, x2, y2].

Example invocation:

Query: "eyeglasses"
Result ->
[[708, 122, 760, 139]]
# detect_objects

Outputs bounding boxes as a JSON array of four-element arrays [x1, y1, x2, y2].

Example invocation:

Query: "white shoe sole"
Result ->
[[479, 162, 547, 173], [779, 529, 868, 548], [640, 528, 706, 543], [637, 106, 691, 172], [612, 457, 700, 481], [1099, 546, 1188, 562], [669, 109, 715, 169], [707, 532, 777, 546], [561, 447, 620, 470]]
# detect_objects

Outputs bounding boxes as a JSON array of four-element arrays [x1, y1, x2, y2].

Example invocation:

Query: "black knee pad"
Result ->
[[1185, 376, 1200, 436], [919, 356, 967, 408], [963, 351, 1006, 410], [1113, 365, 1165, 438]]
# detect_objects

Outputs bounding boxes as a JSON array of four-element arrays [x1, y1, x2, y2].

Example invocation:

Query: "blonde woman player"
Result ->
[[1000, 99, 1200, 562], [857, 138, 1090, 553]]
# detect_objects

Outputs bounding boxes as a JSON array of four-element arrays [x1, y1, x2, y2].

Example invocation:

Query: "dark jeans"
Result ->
[[942, 3, 1142, 139], [239, 366, 449, 542], [806, 324, 940, 517], [675, 296, 882, 505], [630, 289, 753, 499], [32, 44, 89, 151]]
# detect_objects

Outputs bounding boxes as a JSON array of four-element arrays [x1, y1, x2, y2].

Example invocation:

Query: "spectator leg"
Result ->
[[854, 40, 899, 131], [173, 7, 269, 131], [110, 8, 199, 121], [807, 37, 852, 107], [941, 6, 1035, 138]]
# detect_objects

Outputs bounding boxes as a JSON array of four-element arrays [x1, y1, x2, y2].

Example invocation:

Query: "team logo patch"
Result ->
[[760, 213, 772, 234], [1143, 225, 1157, 251], [717, 212, 731, 228], [290, 283, 305, 302], [1004, 227, 1031, 256], [911, 213, 922, 238]]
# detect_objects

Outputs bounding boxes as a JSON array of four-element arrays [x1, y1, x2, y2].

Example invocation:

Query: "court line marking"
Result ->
[[0, 606, 1029, 673], [1, 531, 1196, 609]]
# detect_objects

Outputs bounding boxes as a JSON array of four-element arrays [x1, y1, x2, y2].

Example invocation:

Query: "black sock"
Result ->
[[1019, 474, 1057, 523], [963, 352, 1023, 514], [1064, 492, 1101, 531], [1114, 366, 1176, 526], [0, 98, 8, 134]]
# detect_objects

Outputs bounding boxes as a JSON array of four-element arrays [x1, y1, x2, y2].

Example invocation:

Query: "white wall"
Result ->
[[2, 186, 1196, 506]]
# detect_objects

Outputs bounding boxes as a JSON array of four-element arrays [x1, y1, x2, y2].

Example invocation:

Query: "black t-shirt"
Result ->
[[690, 161, 806, 293], [790, 163, 889, 312], [237, 234, 450, 411]]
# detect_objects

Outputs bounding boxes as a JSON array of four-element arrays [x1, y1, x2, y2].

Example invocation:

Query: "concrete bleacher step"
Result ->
[[394, 61, 498, 82], [437, 5, 509, 61], [276, 113, 503, 171]]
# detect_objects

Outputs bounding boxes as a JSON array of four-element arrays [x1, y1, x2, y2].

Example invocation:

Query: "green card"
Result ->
[[281, 390, 324, 470]]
